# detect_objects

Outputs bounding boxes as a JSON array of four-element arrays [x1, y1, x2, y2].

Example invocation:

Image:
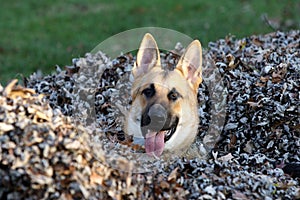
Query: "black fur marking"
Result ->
[[168, 88, 182, 101], [142, 83, 155, 98]]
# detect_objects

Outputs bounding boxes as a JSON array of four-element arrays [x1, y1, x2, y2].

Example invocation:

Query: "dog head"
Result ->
[[126, 33, 202, 158]]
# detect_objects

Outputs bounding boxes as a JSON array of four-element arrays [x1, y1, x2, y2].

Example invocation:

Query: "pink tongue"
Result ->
[[145, 131, 165, 157]]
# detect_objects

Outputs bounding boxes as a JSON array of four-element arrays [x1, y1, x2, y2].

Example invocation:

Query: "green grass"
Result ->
[[0, 0, 299, 85]]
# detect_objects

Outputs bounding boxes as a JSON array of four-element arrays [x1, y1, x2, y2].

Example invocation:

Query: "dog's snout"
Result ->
[[141, 104, 167, 130], [149, 104, 166, 124]]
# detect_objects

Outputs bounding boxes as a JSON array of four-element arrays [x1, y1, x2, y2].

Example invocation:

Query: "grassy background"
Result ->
[[0, 0, 299, 85]]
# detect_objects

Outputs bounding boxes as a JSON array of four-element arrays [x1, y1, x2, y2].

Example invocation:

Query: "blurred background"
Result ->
[[0, 0, 299, 85]]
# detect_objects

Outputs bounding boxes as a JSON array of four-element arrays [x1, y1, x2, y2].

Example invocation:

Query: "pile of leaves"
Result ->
[[1, 30, 299, 199]]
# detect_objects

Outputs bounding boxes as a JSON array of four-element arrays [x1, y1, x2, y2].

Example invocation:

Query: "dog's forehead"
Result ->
[[140, 69, 188, 93]]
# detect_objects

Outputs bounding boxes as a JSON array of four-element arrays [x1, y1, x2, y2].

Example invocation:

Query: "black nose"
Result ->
[[141, 104, 167, 131]]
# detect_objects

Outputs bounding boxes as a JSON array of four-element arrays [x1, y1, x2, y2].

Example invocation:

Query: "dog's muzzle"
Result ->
[[140, 104, 178, 157], [141, 104, 167, 132]]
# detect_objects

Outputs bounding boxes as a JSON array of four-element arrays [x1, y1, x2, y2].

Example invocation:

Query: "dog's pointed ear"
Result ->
[[176, 40, 202, 91], [132, 33, 161, 78]]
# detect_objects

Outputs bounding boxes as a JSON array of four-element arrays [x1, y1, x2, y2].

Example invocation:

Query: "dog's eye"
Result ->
[[142, 84, 155, 98], [168, 89, 181, 101], [168, 92, 178, 101]]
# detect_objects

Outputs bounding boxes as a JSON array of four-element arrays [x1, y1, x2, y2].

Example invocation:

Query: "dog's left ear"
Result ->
[[176, 40, 202, 91], [132, 33, 161, 78]]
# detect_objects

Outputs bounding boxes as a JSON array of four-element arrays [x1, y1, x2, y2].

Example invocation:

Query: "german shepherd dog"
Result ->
[[126, 33, 202, 158]]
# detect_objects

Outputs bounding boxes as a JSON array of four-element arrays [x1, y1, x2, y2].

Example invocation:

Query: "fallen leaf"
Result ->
[[168, 167, 178, 181], [90, 171, 104, 185], [4, 79, 36, 99], [218, 153, 234, 162], [0, 122, 14, 133]]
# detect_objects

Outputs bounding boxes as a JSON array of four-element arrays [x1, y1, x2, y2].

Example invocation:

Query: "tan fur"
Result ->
[[126, 33, 202, 158]]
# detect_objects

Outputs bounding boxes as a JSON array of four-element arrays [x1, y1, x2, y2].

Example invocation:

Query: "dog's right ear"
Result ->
[[132, 33, 161, 78], [175, 40, 202, 92]]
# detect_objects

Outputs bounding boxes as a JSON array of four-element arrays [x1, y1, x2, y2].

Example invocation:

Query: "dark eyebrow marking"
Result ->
[[167, 88, 182, 101], [142, 83, 155, 98]]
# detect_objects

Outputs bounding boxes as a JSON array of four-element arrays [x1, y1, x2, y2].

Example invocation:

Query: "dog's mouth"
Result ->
[[143, 117, 178, 157], [163, 117, 178, 142]]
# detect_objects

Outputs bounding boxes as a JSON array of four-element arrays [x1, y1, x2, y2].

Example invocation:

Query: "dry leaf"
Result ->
[[232, 190, 249, 200], [272, 63, 287, 83], [0, 122, 14, 133], [4, 79, 36, 99], [218, 153, 234, 162], [3, 79, 18, 96], [226, 53, 238, 69], [160, 180, 170, 189], [90, 171, 104, 185], [168, 167, 178, 181]]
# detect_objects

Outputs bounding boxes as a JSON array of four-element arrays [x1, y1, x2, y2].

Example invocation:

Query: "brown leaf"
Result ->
[[226, 53, 238, 69], [168, 167, 178, 181], [272, 63, 287, 83], [64, 65, 80, 76], [4, 79, 36, 99], [229, 134, 237, 149], [252, 37, 263, 47], [260, 76, 269, 83], [160, 180, 170, 189], [3, 79, 18, 96], [90, 171, 104, 185], [8, 88, 36, 99], [33, 110, 51, 123]]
